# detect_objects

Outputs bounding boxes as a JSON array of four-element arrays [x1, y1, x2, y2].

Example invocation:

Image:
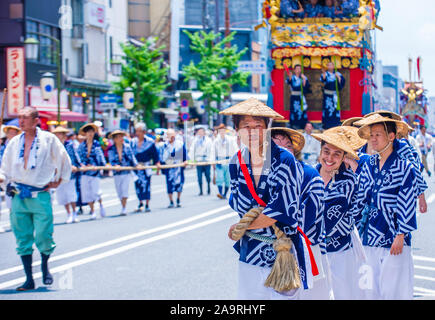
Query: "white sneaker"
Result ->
[[0, 226, 5, 233], [100, 206, 106, 218], [66, 214, 73, 224], [120, 208, 127, 216], [90, 211, 97, 220], [72, 211, 80, 223]]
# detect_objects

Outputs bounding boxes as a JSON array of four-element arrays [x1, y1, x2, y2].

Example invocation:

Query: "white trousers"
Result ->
[[299, 246, 334, 300], [80, 175, 101, 203], [114, 174, 131, 199], [327, 245, 365, 300], [56, 179, 77, 206], [237, 261, 301, 300], [362, 246, 414, 300]]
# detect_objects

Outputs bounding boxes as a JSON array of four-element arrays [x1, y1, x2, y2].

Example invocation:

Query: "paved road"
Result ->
[[0, 159, 434, 300]]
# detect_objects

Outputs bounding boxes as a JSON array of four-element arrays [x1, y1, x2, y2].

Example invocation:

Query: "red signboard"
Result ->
[[6, 47, 26, 117]]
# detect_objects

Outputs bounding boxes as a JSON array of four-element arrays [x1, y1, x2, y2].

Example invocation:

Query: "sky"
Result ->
[[375, 0, 435, 97]]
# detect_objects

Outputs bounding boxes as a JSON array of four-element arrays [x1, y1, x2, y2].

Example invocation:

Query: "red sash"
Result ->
[[237, 150, 319, 276]]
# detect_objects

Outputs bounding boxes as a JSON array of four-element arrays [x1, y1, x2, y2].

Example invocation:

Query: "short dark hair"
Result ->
[[271, 129, 293, 144], [232, 115, 269, 130]]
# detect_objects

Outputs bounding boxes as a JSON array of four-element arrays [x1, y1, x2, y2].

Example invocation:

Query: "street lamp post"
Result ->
[[24, 34, 62, 124]]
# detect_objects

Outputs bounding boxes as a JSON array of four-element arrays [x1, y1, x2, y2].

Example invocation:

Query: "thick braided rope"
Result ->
[[231, 207, 264, 241], [231, 208, 302, 292]]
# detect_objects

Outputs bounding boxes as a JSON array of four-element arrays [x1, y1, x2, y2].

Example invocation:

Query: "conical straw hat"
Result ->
[[108, 130, 127, 139], [2, 125, 22, 134], [341, 117, 363, 127], [52, 126, 70, 134], [364, 109, 402, 121], [79, 123, 99, 135], [219, 98, 284, 120], [357, 113, 409, 140], [341, 126, 367, 150], [268, 127, 305, 155], [311, 126, 361, 160]]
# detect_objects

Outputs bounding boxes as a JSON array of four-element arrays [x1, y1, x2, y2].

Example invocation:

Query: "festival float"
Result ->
[[258, 0, 381, 127], [400, 57, 428, 128]]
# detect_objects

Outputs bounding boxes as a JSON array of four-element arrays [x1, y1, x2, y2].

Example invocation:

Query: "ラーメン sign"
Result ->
[[6, 47, 25, 117]]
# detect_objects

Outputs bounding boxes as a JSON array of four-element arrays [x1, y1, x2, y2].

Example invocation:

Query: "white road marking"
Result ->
[[0, 211, 237, 290], [0, 182, 197, 228], [414, 255, 435, 263], [0, 205, 231, 277], [415, 275, 435, 283], [414, 286, 435, 295], [415, 265, 435, 272]]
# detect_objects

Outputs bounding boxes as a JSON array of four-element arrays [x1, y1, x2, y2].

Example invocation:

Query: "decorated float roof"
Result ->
[[260, 0, 381, 70]]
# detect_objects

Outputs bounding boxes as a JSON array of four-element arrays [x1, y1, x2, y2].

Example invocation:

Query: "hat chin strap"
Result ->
[[375, 141, 392, 159]]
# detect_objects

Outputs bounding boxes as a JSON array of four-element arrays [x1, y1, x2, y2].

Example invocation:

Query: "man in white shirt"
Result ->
[[301, 122, 321, 166], [211, 124, 238, 199], [0, 107, 72, 291], [416, 125, 432, 177], [189, 127, 213, 195]]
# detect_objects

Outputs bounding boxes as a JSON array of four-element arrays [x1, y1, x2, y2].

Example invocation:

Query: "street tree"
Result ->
[[112, 37, 169, 129], [182, 30, 250, 126]]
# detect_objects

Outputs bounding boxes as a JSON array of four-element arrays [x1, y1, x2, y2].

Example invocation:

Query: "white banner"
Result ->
[[6, 47, 26, 117]]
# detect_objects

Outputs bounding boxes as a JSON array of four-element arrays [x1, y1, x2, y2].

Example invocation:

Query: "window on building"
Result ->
[[26, 19, 60, 66]]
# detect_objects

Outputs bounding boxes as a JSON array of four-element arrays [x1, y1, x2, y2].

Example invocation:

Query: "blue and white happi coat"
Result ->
[[304, 3, 323, 17], [131, 137, 160, 201], [286, 75, 310, 130], [359, 139, 427, 196], [161, 140, 187, 194], [229, 142, 313, 289], [64, 140, 82, 179], [77, 139, 107, 177], [320, 71, 345, 129], [108, 142, 138, 176], [354, 145, 418, 248], [316, 163, 358, 254], [298, 161, 325, 247]]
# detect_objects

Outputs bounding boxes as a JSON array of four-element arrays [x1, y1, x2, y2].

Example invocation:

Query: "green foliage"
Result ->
[[182, 30, 250, 117], [112, 37, 169, 129]]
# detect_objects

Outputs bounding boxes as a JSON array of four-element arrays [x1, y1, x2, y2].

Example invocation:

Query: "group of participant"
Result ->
[[0, 101, 428, 299], [223, 98, 428, 300], [280, 0, 360, 20]]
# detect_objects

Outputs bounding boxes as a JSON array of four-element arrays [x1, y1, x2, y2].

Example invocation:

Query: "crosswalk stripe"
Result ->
[[0, 205, 231, 277]]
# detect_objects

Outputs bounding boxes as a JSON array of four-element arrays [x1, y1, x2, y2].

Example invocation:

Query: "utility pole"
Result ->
[[215, 0, 220, 36]]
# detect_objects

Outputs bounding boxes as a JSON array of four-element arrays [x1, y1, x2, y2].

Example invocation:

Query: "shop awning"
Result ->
[[34, 106, 88, 122]]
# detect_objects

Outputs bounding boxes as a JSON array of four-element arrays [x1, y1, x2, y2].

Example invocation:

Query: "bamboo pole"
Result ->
[[73, 159, 230, 172], [0, 88, 7, 128]]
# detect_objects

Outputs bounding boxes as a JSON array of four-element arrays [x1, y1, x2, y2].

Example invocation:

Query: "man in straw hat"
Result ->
[[0, 124, 21, 232], [269, 125, 334, 300], [52, 126, 83, 224], [108, 130, 139, 216], [130, 122, 161, 213], [211, 123, 238, 200], [354, 114, 422, 299], [355, 113, 428, 214], [161, 128, 188, 208], [222, 98, 312, 299], [189, 126, 213, 196], [0, 107, 72, 291], [311, 126, 367, 299], [77, 123, 107, 220]]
